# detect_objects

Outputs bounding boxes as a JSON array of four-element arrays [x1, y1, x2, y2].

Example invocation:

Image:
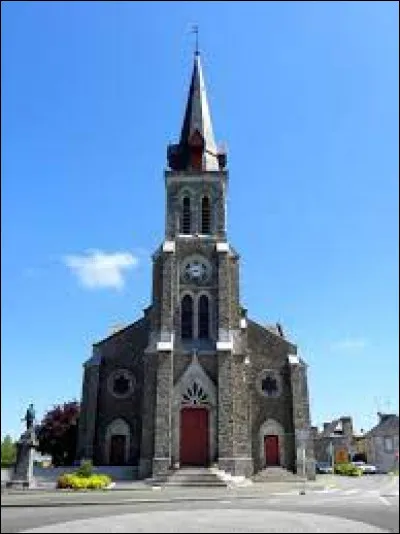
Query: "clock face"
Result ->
[[182, 257, 211, 284]]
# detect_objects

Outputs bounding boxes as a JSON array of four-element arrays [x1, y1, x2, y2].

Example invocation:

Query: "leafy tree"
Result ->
[[36, 401, 80, 466], [1, 435, 17, 466]]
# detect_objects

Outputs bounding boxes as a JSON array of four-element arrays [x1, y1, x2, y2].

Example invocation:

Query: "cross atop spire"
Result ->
[[167, 48, 227, 172], [191, 24, 199, 56]]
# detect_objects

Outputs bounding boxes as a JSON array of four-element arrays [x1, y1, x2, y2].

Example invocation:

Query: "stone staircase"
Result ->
[[252, 466, 302, 483], [149, 467, 228, 487]]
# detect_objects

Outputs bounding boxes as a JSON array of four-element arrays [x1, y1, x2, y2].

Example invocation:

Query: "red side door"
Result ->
[[110, 435, 126, 465]]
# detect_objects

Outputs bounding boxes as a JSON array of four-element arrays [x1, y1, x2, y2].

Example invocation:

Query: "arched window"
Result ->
[[182, 196, 191, 234], [181, 295, 193, 339], [198, 294, 210, 339], [201, 196, 211, 234]]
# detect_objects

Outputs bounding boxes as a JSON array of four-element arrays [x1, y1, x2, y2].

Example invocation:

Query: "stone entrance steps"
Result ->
[[151, 467, 228, 487], [252, 466, 302, 482]]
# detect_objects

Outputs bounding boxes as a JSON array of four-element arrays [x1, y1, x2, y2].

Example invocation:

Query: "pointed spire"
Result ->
[[167, 52, 227, 172], [179, 54, 218, 170]]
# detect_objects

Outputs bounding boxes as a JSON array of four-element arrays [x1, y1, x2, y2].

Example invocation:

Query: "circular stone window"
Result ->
[[107, 369, 135, 399], [258, 369, 281, 398]]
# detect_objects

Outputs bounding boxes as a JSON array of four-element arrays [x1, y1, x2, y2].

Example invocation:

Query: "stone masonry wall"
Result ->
[[247, 320, 296, 474], [76, 356, 100, 461], [165, 172, 228, 240], [93, 319, 149, 465], [289, 359, 315, 479]]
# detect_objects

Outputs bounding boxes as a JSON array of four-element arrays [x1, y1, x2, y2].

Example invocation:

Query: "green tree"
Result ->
[[1, 435, 17, 466], [36, 401, 80, 466]]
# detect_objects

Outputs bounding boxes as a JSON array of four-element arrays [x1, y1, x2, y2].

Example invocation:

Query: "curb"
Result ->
[[0, 485, 331, 508], [1, 494, 287, 508]]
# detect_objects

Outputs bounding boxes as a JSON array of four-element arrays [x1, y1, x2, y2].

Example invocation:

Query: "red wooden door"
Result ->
[[110, 435, 126, 465], [180, 408, 209, 466], [264, 435, 279, 466]]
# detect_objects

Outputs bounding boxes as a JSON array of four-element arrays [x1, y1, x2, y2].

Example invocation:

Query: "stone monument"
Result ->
[[6, 404, 38, 489]]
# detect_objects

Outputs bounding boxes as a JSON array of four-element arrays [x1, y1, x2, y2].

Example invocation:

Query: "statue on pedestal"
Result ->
[[6, 403, 38, 489], [24, 403, 36, 431]]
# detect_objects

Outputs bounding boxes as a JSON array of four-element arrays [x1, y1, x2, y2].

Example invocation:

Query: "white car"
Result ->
[[351, 461, 377, 474]]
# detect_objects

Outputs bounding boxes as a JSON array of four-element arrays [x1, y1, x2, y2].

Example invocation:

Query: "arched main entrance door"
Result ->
[[264, 435, 280, 466], [180, 407, 209, 466], [172, 352, 217, 467]]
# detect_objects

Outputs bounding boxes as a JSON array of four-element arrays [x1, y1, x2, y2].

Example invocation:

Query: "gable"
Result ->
[[173, 352, 217, 407], [247, 318, 297, 356]]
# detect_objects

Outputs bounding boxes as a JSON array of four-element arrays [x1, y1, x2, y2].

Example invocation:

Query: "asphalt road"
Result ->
[[1, 488, 399, 533]]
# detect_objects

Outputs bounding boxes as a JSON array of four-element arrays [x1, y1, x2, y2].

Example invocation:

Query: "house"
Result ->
[[364, 413, 399, 473], [352, 431, 367, 462], [313, 417, 354, 464]]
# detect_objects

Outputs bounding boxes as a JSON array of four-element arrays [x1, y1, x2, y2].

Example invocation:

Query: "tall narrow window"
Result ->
[[201, 196, 211, 234], [198, 295, 210, 339], [182, 196, 191, 234], [181, 295, 193, 339]]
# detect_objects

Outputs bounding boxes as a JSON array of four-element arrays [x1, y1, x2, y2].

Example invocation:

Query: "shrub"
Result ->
[[76, 460, 93, 478], [57, 473, 76, 489], [56, 472, 111, 490], [334, 463, 362, 476]]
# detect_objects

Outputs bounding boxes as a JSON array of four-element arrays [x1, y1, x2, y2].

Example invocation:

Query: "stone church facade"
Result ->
[[76, 52, 315, 479]]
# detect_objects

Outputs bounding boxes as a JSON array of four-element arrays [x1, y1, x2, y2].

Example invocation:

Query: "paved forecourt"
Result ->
[[20, 509, 390, 533]]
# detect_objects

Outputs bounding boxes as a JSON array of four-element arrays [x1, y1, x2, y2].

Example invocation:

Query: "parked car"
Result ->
[[351, 461, 377, 474], [316, 462, 333, 474]]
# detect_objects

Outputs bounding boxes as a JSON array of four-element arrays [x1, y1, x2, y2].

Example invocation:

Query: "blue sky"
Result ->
[[1, 1, 398, 440]]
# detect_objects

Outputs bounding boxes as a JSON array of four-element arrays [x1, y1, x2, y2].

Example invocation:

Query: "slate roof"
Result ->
[[167, 53, 225, 171], [364, 414, 399, 437]]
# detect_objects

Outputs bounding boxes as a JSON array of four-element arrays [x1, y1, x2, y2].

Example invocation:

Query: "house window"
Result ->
[[384, 437, 394, 453], [181, 294, 193, 339], [201, 196, 211, 234], [198, 294, 210, 339], [182, 196, 191, 234]]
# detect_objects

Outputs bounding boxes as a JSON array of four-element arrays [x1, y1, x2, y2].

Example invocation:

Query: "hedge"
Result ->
[[56, 473, 111, 490], [334, 463, 363, 476]]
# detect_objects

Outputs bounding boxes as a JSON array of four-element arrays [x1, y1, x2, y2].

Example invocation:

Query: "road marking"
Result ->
[[379, 496, 391, 506], [218, 500, 232, 504], [343, 489, 359, 495]]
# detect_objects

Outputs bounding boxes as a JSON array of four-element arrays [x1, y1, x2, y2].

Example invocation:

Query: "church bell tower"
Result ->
[[145, 49, 252, 477]]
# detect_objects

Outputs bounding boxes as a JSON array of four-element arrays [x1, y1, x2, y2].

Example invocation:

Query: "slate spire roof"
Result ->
[[167, 52, 227, 172]]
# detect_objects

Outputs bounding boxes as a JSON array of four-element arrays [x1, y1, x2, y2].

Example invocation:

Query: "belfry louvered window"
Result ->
[[182, 196, 191, 234], [201, 196, 211, 234], [181, 294, 194, 339], [198, 294, 210, 339]]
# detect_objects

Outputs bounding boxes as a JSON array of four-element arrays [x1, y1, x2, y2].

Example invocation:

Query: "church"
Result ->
[[76, 50, 315, 480]]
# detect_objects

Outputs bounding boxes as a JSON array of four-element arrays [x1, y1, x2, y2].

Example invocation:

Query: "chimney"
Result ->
[[341, 417, 353, 437]]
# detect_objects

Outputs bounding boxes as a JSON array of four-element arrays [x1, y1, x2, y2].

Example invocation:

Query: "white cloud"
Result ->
[[63, 250, 138, 290], [330, 338, 367, 351]]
